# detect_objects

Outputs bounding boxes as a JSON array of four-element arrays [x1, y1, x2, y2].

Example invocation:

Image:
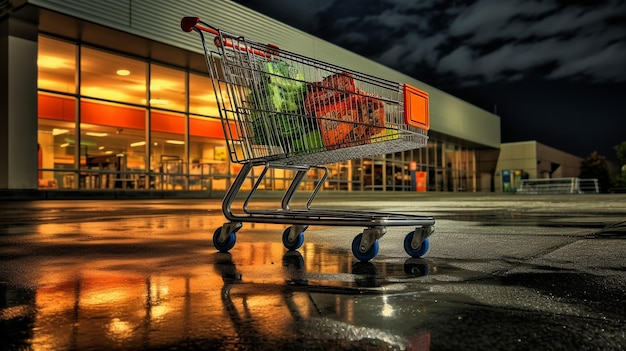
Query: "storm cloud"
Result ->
[[311, 0, 626, 86], [233, 0, 626, 160]]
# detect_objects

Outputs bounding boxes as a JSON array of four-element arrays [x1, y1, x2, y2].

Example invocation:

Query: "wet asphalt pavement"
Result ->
[[1, 193, 625, 350]]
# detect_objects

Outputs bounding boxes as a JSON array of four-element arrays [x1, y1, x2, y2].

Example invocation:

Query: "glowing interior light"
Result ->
[[52, 128, 69, 136], [85, 132, 108, 137], [130, 141, 146, 147], [116, 69, 131, 76], [38, 56, 66, 69], [166, 140, 184, 145]]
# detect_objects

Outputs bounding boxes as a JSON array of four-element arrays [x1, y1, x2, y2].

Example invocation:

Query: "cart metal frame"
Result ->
[[182, 17, 435, 261]]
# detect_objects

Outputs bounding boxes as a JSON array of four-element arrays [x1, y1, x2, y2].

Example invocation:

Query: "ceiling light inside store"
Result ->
[[60, 143, 70, 148], [86, 132, 108, 137], [53, 128, 69, 136], [116, 69, 131, 76], [130, 141, 146, 147], [166, 140, 184, 145]]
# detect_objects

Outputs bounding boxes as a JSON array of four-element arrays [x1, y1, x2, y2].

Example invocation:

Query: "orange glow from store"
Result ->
[[107, 318, 134, 341], [38, 55, 68, 69], [81, 86, 134, 102], [39, 93, 235, 140]]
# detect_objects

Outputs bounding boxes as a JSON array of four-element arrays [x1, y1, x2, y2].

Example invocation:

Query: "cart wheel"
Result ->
[[213, 227, 236, 252], [351, 233, 379, 262], [403, 232, 429, 258], [282, 226, 305, 251]]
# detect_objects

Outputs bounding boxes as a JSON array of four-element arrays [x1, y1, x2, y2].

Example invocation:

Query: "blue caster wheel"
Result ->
[[213, 227, 236, 252], [282, 226, 305, 251], [351, 233, 379, 262], [403, 232, 429, 258]]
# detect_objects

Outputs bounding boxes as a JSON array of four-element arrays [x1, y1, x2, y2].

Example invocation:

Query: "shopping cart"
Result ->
[[181, 17, 435, 261]]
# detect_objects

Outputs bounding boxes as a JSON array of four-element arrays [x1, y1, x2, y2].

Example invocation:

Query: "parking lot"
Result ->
[[1, 193, 625, 350]]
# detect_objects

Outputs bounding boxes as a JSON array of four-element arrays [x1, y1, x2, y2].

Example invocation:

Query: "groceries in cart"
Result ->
[[248, 63, 393, 155]]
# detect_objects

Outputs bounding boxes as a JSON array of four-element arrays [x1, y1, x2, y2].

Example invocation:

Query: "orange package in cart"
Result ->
[[304, 72, 357, 112], [358, 95, 386, 135], [312, 95, 385, 149], [321, 72, 356, 92]]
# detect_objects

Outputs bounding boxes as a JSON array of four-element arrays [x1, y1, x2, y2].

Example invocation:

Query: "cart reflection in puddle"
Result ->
[[214, 250, 432, 350], [1, 242, 432, 350]]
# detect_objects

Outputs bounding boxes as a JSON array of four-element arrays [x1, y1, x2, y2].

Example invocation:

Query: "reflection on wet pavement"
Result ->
[[1, 197, 625, 350], [1, 237, 434, 350], [3, 236, 623, 350]]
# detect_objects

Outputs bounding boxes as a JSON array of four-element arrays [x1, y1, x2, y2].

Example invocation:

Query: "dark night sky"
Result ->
[[232, 0, 626, 162]]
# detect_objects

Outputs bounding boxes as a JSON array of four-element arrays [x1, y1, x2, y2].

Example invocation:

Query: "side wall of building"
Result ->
[[536, 142, 581, 178], [0, 15, 39, 189], [494, 141, 582, 192]]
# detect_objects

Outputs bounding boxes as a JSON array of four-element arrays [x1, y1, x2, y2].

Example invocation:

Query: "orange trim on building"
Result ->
[[81, 100, 145, 129], [38, 94, 75, 121], [38, 94, 232, 139]]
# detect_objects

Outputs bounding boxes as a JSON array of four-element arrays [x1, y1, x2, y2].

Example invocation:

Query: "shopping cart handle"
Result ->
[[181, 16, 219, 36], [181, 16, 200, 32], [182, 17, 280, 58]]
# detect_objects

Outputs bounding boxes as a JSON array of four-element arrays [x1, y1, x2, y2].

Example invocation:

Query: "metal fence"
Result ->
[[516, 177, 599, 194], [37, 165, 228, 191]]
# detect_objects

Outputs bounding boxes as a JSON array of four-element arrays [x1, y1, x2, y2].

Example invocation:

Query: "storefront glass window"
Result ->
[[151, 111, 185, 189], [150, 64, 186, 112], [81, 47, 146, 105], [189, 73, 218, 116], [78, 99, 147, 189], [37, 110, 77, 189], [188, 125, 228, 191], [38, 37, 76, 94]]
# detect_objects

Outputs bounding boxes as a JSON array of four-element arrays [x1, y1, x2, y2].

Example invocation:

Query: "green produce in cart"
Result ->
[[293, 129, 325, 154], [249, 60, 325, 154]]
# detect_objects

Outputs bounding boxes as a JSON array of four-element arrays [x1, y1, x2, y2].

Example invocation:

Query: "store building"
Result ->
[[495, 141, 582, 193], [1, 0, 501, 194]]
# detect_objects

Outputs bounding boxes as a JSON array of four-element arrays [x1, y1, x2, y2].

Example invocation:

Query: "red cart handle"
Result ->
[[181, 17, 279, 58]]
